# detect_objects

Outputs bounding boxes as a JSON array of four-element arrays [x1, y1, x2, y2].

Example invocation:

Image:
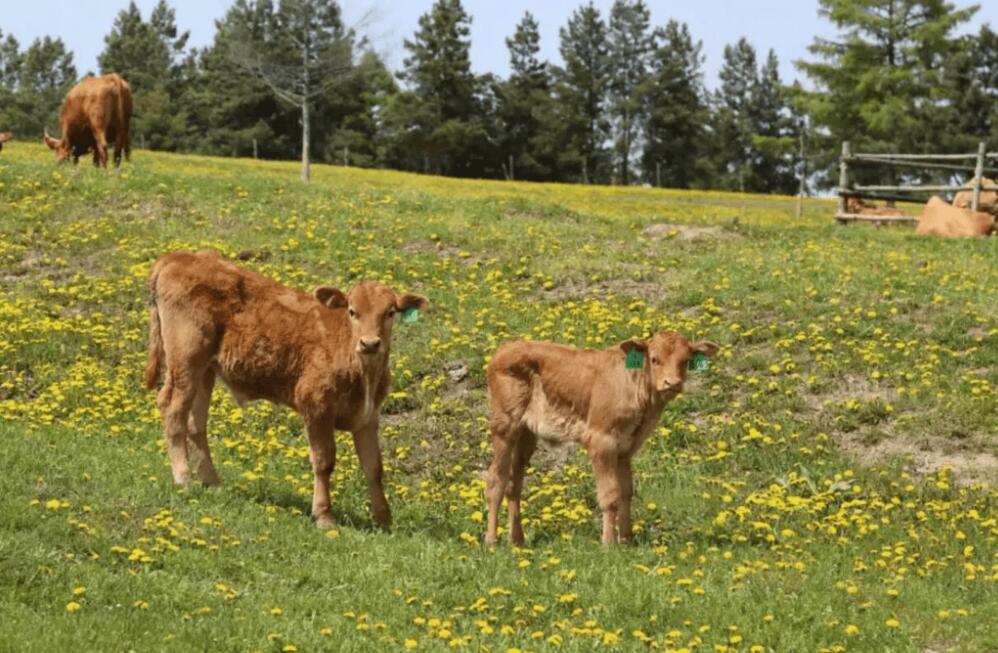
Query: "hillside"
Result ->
[[1, 145, 996, 652]]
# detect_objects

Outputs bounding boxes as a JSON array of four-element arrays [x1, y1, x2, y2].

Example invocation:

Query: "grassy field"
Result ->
[[0, 144, 996, 653]]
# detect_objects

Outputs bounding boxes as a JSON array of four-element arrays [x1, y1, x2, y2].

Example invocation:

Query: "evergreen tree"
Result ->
[[190, 1, 299, 159], [10, 37, 76, 138], [0, 31, 22, 130], [941, 24, 998, 152], [639, 20, 708, 188], [555, 2, 610, 183], [750, 50, 797, 193], [390, 0, 491, 177], [712, 38, 759, 191], [798, 0, 978, 183], [607, 0, 652, 184], [495, 12, 557, 180], [223, 0, 356, 182], [99, 1, 192, 151]]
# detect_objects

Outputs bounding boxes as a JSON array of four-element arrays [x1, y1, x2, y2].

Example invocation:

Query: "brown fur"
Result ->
[[0, 131, 11, 153], [44, 73, 132, 167], [952, 176, 998, 214], [145, 250, 428, 530], [484, 332, 719, 546], [916, 196, 996, 238], [846, 197, 904, 217]]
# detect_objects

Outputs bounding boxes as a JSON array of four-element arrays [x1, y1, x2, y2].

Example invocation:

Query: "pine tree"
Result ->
[[639, 20, 708, 188], [10, 37, 76, 138], [99, 0, 192, 151], [798, 0, 978, 183], [496, 12, 557, 180], [0, 31, 22, 131], [223, 0, 356, 182], [712, 38, 759, 191], [941, 25, 998, 152], [607, 0, 652, 185], [555, 2, 610, 183], [391, 0, 491, 177], [750, 50, 797, 193]]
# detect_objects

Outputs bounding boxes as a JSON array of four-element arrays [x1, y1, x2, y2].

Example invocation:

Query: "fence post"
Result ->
[[971, 141, 985, 212], [837, 141, 851, 218]]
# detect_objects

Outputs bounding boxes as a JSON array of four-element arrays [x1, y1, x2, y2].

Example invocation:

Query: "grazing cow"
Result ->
[[0, 132, 12, 153], [485, 332, 719, 545], [144, 250, 428, 529], [44, 73, 132, 167], [916, 196, 996, 238]]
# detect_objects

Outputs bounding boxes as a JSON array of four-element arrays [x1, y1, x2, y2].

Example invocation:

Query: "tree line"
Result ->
[[1, 0, 995, 191]]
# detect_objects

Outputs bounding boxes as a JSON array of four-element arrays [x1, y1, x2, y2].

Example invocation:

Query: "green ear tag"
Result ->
[[625, 349, 645, 370], [688, 352, 710, 372], [401, 306, 419, 323]]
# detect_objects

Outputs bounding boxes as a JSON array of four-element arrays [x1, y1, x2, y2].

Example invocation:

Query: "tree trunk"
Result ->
[[301, 100, 311, 183]]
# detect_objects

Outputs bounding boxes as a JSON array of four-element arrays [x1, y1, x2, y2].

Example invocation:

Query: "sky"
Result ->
[[4, 1, 997, 89]]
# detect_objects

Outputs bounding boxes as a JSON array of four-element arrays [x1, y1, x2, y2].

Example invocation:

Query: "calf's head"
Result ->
[[621, 331, 719, 395], [314, 281, 428, 356]]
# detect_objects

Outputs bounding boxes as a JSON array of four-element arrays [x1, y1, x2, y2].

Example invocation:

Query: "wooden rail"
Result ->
[[835, 141, 991, 225]]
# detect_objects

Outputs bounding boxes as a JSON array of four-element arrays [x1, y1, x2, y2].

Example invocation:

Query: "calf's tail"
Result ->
[[144, 305, 163, 390], [144, 266, 164, 390]]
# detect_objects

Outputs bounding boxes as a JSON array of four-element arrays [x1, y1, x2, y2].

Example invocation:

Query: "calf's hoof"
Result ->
[[314, 513, 336, 530], [373, 508, 392, 530]]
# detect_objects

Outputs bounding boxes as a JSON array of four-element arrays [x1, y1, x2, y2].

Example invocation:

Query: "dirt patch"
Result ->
[[402, 240, 480, 266], [538, 276, 664, 302], [838, 433, 998, 487], [643, 223, 741, 241], [803, 375, 897, 413]]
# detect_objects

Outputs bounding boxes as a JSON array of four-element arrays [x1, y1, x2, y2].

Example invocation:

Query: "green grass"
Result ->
[[0, 144, 996, 652]]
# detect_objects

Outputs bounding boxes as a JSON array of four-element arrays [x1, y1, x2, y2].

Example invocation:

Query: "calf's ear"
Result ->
[[313, 286, 348, 309], [692, 341, 720, 357], [396, 294, 429, 312], [618, 339, 649, 354]]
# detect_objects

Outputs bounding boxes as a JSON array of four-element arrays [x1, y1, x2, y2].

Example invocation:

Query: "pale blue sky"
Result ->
[[3, 1, 995, 88]]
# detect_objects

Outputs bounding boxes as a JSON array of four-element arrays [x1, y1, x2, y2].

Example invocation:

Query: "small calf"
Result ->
[[0, 132, 12, 153], [485, 332, 718, 545], [145, 250, 427, 529]]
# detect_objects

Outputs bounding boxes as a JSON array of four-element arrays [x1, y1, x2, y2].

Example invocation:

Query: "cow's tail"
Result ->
[[144, 265, 164, 390]]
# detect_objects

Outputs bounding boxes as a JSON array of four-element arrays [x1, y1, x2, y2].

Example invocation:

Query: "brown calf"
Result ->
[[145, 250, 428, 529], [0, 132, 12, 153], [44, 73, 132, 167], [485, 332, 718, 545]]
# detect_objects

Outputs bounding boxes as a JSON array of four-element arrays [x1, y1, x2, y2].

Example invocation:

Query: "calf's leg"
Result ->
[[587, 435, 622, 545], [186, 368, 220, 486], [352, 421, 391, 529], [484, 422, 518, 546], [157, 366, 197, 485], [307, 419, 336, 529], [615, 456, 635, 542], [506, 429, 537, 545]]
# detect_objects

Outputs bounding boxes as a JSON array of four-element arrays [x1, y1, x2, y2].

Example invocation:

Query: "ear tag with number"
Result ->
[[625, 349, 645, 370], [401, 306, 420, 323], [687, 352, 710, 372]]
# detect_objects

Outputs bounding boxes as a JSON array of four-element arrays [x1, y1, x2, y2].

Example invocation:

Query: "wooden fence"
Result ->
[[835, 141, 998, 225]]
